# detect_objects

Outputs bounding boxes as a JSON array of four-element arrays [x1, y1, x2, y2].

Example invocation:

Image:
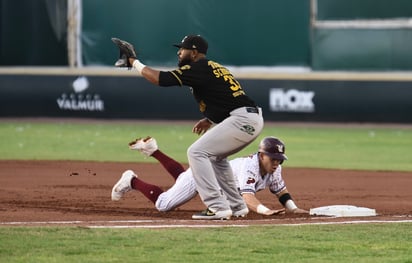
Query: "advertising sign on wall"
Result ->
[[1, 74, 411, 123]]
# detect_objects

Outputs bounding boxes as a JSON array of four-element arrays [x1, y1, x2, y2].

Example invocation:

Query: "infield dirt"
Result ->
[[1, 160, 411, 227]]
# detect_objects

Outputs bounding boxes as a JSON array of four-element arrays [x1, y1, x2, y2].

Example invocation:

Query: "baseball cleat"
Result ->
[[192, 208, 232, 220], [129, 136, 158, 157], [111, 170, 136, 201], [232, 207, 249, 218]]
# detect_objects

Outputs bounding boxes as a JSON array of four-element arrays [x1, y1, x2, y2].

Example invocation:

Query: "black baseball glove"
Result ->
[[111, 37, 137, 67]]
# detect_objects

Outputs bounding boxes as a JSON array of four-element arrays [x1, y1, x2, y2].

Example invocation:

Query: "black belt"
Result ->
[[246, 107, 259, 114]]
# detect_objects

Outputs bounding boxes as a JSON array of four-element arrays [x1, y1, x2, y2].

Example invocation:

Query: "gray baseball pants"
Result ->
[[187, 107, 264, 213]]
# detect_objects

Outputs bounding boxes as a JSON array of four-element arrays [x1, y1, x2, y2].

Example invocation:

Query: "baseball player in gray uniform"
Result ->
[[112, 136, 308, 217], [111, 35, 264, 219]]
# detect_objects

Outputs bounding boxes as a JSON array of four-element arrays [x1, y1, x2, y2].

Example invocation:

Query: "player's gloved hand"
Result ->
[[111, 37, 137, 68]]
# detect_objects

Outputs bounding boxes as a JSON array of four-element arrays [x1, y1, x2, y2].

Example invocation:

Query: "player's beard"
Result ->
[[178, 54, 192, 67]]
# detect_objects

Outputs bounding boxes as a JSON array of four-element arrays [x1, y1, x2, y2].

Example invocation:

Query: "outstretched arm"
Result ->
[[111, 38, 162, 85], [129, 57, 160, 85], [276, 188, 308, 214], [242, 193, 285, 215]]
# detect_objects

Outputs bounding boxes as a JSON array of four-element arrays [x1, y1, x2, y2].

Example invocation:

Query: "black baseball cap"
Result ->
[[258, 137, 288, 161], [173, 35, 208, 54]]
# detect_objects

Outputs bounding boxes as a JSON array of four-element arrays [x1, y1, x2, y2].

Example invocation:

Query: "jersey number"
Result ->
[[224, 75, 241, 91]]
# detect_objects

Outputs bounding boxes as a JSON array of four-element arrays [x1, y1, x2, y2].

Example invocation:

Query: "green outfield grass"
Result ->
[[0, 223, 411, 262], [0, 120, 411, 171]]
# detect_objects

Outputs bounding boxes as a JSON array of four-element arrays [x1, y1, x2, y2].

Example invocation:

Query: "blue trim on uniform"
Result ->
[[245, 107, 258, 113], [240, 189, 256, 195], [270, 186, 286, 195]]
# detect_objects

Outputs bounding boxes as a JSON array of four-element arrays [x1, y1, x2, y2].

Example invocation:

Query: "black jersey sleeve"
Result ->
[[158, 71, 183, 87], [159, 63, 202, 87]]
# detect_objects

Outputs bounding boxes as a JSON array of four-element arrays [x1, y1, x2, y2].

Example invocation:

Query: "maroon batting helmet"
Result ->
[[258, 137, 288, 161]]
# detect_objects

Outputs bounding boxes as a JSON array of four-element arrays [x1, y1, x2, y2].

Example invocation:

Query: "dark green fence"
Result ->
[[312, 28, 412, 70], [0, 0, 67, 66], [312, 0, 412, 70], [82, 0, 310, 67], [2, 0, 412, 70], [317, 0, 412, 19]]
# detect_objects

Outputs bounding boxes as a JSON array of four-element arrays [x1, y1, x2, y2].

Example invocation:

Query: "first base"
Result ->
[[310, 205, 376, 217]]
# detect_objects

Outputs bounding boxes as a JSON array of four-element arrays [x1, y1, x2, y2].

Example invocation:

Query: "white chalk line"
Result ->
[[1, 217, 412, 228], [89, 224, 251, 229], [0, 219, 189, 227], [88, 220, 412, 229]]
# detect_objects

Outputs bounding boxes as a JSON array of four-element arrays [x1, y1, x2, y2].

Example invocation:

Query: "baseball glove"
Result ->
[[111, 37, 137, 67]]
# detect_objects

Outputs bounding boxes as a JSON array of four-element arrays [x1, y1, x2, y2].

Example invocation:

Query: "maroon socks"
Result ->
[[151, 150, 185, 180], [131, 178, 163, 204], [129, 149, 185, 204]]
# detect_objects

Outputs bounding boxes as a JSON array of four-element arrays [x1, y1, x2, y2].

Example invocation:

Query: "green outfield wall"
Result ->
[[312, 28, 412, 70], [81, 0, 310, 67], [0, 0, 67, 66], [2, 0, 412, 70], [313, 0, 412, 70], [317, 0, 412, 19]]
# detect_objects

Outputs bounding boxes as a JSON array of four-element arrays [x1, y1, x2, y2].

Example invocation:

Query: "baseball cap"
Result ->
[[258, 137, 288, 161], [173, 35, 208, 54]]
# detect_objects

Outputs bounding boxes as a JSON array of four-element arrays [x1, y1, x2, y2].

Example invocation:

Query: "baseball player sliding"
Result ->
[[111, 136, 308, 218]]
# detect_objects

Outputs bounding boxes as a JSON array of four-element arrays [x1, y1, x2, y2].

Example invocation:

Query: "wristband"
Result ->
[[257, 204, 270, 214], [132, 59, 146, 73], [279, 193, 292, 206], [285, 200, 298, 211]]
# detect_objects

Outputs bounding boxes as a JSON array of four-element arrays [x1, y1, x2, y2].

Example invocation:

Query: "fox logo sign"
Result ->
[[269, 88, 314, 113]]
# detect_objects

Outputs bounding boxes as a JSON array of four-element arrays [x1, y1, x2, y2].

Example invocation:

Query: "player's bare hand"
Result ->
[[264, 208, 285, 215], [290, 208, 309, 214], [128, 57, 137, 65], [192, 118, 212, 135]]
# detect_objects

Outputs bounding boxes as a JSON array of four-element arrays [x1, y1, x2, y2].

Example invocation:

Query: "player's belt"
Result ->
[[245, 107, 259, 114]]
